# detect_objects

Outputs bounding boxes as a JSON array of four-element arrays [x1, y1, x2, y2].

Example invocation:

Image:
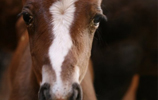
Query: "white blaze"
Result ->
[[48, 0, 78, 98]]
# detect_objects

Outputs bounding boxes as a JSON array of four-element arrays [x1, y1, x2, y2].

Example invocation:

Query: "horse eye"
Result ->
[[22, 12, 33, 25], [93, 14, 107, 26]]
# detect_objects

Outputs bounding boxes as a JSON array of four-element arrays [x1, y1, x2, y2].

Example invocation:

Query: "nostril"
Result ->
[[70, 83, 83, 100], [39, 83, 51, 100]]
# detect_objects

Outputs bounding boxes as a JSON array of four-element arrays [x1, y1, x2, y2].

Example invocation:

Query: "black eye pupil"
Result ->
[[93, 14, 108, 25], [93, 14, 102, 24], [23, 13, 33, 25], [94, 17, 101, 23], [94, 16, 101, 23]]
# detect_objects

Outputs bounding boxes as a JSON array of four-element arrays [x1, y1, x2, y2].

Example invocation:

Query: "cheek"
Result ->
[[81, 29, 94, 57], [76, 29, 94, 81]]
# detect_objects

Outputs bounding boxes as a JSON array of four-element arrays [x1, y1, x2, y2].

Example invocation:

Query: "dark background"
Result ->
[[0, 0, 157, 100]]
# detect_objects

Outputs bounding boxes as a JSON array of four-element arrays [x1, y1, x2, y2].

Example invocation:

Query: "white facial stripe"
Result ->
[[48, 0, 78, 98], [73, 66, 80, 83], [41, 66, 54, 86]]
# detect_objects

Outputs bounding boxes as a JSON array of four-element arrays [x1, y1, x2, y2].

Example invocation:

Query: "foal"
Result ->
[[1, 0, 107, 100]]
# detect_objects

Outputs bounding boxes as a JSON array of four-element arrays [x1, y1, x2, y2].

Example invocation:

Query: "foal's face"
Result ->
[[22, 0, 105, 99]]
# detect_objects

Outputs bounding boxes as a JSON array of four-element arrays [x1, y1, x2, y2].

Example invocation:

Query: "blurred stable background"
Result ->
[[0, 0, 157, 100]]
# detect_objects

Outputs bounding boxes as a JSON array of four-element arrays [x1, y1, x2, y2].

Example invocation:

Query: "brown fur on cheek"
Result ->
[[72, 28, 95, 82]]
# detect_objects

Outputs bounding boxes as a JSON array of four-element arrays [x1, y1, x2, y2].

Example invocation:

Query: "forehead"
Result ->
[[23, 0, 103, 33], [24, 0, 102, 12]]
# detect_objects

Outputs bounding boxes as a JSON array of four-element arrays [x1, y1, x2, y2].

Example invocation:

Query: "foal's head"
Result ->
[[22, 0, 106, 99]]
